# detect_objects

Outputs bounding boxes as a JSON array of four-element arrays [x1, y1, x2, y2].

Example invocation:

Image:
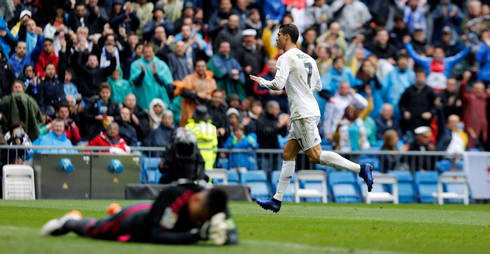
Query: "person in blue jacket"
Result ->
[[262, 0, 286, 25], [317, 57, 356, 120], [354, 59, 386, 119], [223, 123, 259, 170], [33, 118, 76, 154], [403, 35, 470, 90], [475, 33, 490, 85], [382, 54, 415, 120]]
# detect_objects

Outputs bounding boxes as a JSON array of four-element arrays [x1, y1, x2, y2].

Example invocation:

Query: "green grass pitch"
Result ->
[[0, 200, 489, 254]]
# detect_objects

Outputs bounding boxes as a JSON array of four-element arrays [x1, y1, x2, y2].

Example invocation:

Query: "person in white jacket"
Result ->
[[324, 81, 368, 140]]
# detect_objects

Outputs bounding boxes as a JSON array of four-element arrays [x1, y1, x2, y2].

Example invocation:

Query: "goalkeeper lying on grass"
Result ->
[[40, 184, 238, 246]]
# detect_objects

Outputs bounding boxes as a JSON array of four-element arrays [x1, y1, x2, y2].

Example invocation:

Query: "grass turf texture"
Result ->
[[0, 201, 489, 254]]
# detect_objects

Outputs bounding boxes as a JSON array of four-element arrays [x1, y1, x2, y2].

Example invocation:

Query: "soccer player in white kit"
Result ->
[[250, 24, 373, 213]]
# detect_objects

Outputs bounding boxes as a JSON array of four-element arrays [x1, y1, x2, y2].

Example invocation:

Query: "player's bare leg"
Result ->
[[304, 144, 373, 192], [257, 140, 301, 213]]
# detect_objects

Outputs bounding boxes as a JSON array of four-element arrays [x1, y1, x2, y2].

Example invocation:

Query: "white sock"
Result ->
[[273, 160, 295, 201], [319, 151, 360, 174]]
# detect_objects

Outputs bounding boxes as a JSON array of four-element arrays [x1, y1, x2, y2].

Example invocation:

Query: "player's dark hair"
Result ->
[[415, 67, 426, 75], [398, 54, 409, 60], [279, 24, 299, 44], [205, 187, 228, 216]]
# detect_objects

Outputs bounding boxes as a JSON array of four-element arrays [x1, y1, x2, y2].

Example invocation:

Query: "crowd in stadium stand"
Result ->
[[0, 0, 489, 171]]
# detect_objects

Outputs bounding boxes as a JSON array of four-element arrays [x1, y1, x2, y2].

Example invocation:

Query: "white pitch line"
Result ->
[[242, 239, 410, 254]]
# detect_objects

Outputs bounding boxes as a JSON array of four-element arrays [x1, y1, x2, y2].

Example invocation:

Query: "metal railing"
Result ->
[[0, 145, 464, 175]]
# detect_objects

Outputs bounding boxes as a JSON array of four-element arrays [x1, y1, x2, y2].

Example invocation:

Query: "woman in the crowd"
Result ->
[[148, 98, 166, 132]]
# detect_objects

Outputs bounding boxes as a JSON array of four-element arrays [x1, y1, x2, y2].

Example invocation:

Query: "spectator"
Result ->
[[318, 57, 356, 119], [262, 0, 286, 25], [18, 19, 42, 55], [20, 65, 39, 98], [458, 72, 487, 149], [243, 99, 262, 135], [316, 45, 332, 76], [87, 122, 131, 154], [365, 29, 397, 64], [95, 33, 126, 68], [436, 78, 463, 118], [9, 40, 43, 77], [441, 26, 463, 57], [233, 0, 250, 29], [332, 102, 372, 152], [32, 118, 76, 153], [365, 54, 394, 85], [71, 49, 116, 102], [142, 109, 174, 157], [223, 123, 258, 170], [42, 8, 69, 56], [435, 98, 467, 153], [108, 1, 140, 37], [0, 81, 43, 141], [147, 25, 173, 63], [37, 40, 67, 118], [462, 0, 482, 34], [213, 14, 243, 57], [35, 38, 60, 79], [184, 105, 218, 170], [118, 107, 138, 147], [130, 44, 174, 110], [174, 2, 196, 34], [84, 83, 121, 140], [123, 42, 143, 80], [256, 100, 289, 149], [57, 104, 81, 145], [68, 1, 98, 34], [0, 16, 16, 58], [167, 41, 194, 81], [63, 69, 80, 103], [306, 0, 329, 34], [174, 22, 206, 60], [3, 121, 32, 164], [398, 68, 437, 140], [132, 0, 154, 38], [142, 4, 174, 42], [235, 29, 265, 96], [207, 40, 246, 101], [375, 103, 403, 141], [403, 0, 427, 34], [404, 126, 436, 171], [245, 8, 263, 37], [476, 31, 490, 85], [148, 98, 167, 132], [354, 59, 386, 119], [324, 82, 368, 140], [108, 67, 132, 105], [383, 54, 415, 120], [329, 0, 372, 40], [207, 88, 229, 147], [409, 25, 429, 54], [254, 58, 289, 114], [431, 0, 464, 45], [0, 48, 15, 98], [301, 28, 318, 59], [123, 94, 151, 141], [380, 129, 404, 172], [390, 14, 410, 50], [176, 60, 217, 127], [66, 95, 84, 132], [226, 107, 240, 135], [404, 30, 471, 90], [316, 22, 348, 54], [208, 0, 234, 38]]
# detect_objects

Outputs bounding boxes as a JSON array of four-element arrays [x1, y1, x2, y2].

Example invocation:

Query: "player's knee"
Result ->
[[282, 150, 294, 161], [307, 153, 320, 164]]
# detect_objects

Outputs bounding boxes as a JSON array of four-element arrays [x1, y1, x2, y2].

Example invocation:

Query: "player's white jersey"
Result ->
[[259, 48, 321, 120]]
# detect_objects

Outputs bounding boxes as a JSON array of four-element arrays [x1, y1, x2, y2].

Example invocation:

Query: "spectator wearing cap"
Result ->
[[440, 25, 464, 57], [142, 109, 174, 157], [174, 2, 196, 34], [207, 88, 229, 148], [167, 41, 194, 81], [404, 0, 427, 35], [142, 3, 174, 41], [404, 35, 470, 91], [235, 29, 265, 96], [410, 25, 429, 54], [185, 105, 218, 169], [87, 122, 131, 154], [431, 0, 464, 46], [253, 58, 289, 114], [130, 44, 174, 110], [108, 0, 140, 37], [123, 94, 151, 141], [403, 126, 436, 171], [213, 14, 243, 58], [207, 40, 246, 101], [208, 0, 234, 38], [329, 0, 371, 41], [398, 68, 437, 140], [175, 60, 217, 127], [226, 107, 240, 135], [132, 0, 154, 38], [118, 107, 138, 147]]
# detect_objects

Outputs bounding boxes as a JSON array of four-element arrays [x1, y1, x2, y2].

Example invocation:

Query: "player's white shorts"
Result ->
[[287, 116, 321, 151]]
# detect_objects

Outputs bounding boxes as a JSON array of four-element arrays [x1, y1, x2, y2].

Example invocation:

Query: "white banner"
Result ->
[[463, 152, 490, 199]]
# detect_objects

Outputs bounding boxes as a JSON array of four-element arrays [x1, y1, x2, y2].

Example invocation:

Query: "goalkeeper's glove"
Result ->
[[199, 212, 228, 245]]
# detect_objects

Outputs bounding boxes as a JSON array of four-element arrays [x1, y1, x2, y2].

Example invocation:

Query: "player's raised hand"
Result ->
[[249, 75, 263, 84]]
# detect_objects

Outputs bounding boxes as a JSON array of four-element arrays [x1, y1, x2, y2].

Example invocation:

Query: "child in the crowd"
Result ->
[[63, 69, 81, 102], [19, 64, 39, 97], [223, 124, 259, 171], [84, 83, 121, 140], [148, 98, 167, 131], [108, 67, 132, 105]]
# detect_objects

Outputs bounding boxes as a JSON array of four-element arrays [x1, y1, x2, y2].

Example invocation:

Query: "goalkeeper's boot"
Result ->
[[359, 164, 374, 192], [40, 210, 82, 236], [256, 198, 282, 213]]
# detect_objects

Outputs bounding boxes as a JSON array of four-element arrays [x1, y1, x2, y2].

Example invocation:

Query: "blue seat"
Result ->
[[436, 160, 451, 173], [303, 181, 324, 203], [314, 164, 335, 172], [359, 157, 380, 171], [241, 171, 271, 200], [228, 170, 240, 184], [141, 157, 162, 184], [387, 170, 416, 203], [328, 171, 360, 203], [271, 170, 295, 202], [414, 171, 439, 203]]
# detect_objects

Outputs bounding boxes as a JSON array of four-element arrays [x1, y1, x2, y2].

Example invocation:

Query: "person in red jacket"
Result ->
[[35, 38, 58, 78], [57, 103, 81, 145], [87, 122, 131, 154]]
